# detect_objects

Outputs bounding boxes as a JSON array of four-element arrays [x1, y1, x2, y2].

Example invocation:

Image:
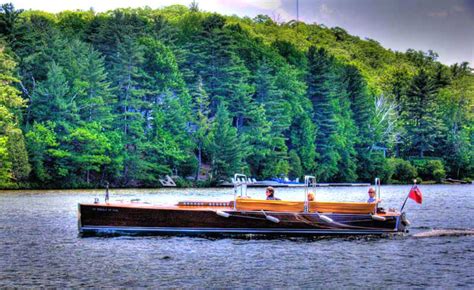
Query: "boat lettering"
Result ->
[[93, 207, 119, 212]]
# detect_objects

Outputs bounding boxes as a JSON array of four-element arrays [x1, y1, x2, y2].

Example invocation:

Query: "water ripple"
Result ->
[[0, 184, 473, 287]]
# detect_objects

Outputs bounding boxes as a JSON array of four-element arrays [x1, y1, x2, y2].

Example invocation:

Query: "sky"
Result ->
[[8, 0, 474, 65]]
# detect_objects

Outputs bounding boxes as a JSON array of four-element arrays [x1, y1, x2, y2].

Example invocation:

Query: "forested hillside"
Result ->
[[0, 3, 472, 188]]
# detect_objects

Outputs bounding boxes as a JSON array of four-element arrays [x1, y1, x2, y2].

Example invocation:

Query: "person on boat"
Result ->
[[266, 186, 280, 200], [307, 192, 315, 201], [367, 187, 382, 204]]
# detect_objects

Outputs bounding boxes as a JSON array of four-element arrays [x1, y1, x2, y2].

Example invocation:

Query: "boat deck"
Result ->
[[80, 201, 401, 217]]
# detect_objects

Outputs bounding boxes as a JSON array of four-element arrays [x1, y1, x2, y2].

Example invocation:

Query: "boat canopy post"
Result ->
[[374, 178, 381, 212], [233, 173, 248, 210], [304, 175, 316, 213], [105, 181, 109, 203]]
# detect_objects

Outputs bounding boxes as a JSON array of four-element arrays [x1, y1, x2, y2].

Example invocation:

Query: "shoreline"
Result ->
[[0, 182, 471, 192]]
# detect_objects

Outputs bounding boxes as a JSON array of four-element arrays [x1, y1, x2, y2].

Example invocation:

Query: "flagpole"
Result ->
[[105, 181, 109, 203], [400, 180, 416, 212]]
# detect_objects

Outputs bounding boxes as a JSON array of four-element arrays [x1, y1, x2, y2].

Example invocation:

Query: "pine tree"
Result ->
[[242, 104, 272, 177], [343, 65, 373, 180], [208, 104, 243, 183], [255, 62, 290, 141], [437, 70, 473, 178], [6, 128, 31, 181], [306, 46, 340, 181], [64, 40, 113, 125], [190, 76, 211, 180], [276, 64, 316, 174], [290, 112, 317, 174], [149, 14, 180, 47], [29, 62, 74, 127], [344, 66, 372, 145], [109, 38, 146, 185], [403, 69, 443, 157], [63, 123, 111, 185], [13, 12, 64, 95], [87, 9, 147, 64], [150, 92, 194, 177], [0, 3, 23, 47], [253, 62, 290, 176], [288, 149, 303, 180], [0, 136, 12, 186], [25, 121, 59, 183], [0, 46, 29, 187], [140, 37, 194, 178], [330, 64, 358, 181], [182, 14, 254, 118]]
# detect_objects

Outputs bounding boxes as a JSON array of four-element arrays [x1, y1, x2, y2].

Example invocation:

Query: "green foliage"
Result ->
[[0, 3, 23, 46], [387, 158, 418, 183], [288, 150, 303, 180], [242, 104, 272, 177], [306, 46, 340, 181], [0, 45, 29, 187], [290, 111, 317, 173], [6, 128, 31, 181], [411, 158, 446, 182], [208, 104, 243, 183], [402, 69, 445, 157], [0, 136, 12, 185], [306, 46, 359, 181], [358, 152, 393, 183], [437, 72, 474, 178], [332, 66, 357, 182], [29, 62, 72, 125], [0, 3, 472, 188], [190, 76, 211, 180], [262, 157, 290, 179], [25, 121, 58, 183], [63, 123, 111, 184]]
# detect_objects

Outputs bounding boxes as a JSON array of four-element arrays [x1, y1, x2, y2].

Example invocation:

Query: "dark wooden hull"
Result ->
[[78, 203, 407, 237]]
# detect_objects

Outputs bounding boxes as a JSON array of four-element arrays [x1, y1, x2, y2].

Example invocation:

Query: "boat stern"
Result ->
[[77, 203, 83, 234]]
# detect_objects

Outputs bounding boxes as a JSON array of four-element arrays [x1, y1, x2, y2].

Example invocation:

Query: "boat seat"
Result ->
[[235, 198, 376, 214], [309, 201, 376, 214]]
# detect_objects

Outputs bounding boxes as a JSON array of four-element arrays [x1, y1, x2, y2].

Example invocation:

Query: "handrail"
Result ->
[[374, 177, 381, 213], [233, 173, 249, 210]]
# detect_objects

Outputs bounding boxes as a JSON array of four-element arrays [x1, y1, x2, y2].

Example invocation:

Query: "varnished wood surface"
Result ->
[[79, 202, 405, 235], [79, 201, 400, 216]]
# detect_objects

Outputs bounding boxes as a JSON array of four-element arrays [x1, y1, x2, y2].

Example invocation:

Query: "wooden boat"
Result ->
[[78, 175, 409, 237]]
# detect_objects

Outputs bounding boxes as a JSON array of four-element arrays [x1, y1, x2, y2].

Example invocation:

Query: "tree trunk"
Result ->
[[195, 145, 202, 181]]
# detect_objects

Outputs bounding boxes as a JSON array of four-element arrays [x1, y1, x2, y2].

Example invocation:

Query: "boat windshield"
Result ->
[[232, 174, 251, 209]]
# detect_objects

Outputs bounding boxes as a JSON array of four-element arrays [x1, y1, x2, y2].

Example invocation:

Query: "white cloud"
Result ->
[[428, 3, 467, 18], [428, 10, 449, 18], [230, 0, 282, 10], [320, 3, 333, 16], [451, 5, 465, 13]]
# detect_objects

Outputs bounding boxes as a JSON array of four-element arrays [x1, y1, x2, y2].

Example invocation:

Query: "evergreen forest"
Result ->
[[0, 3, 472, 188]]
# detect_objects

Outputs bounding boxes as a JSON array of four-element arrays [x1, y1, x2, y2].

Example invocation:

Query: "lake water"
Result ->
[[0, 184, 473, 287]]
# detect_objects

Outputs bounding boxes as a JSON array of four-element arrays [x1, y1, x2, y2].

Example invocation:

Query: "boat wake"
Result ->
[[412, 228, 474, 238]]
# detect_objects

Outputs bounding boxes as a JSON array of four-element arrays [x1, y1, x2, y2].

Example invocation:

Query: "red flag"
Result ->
[[408, 186, 422, 204]]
